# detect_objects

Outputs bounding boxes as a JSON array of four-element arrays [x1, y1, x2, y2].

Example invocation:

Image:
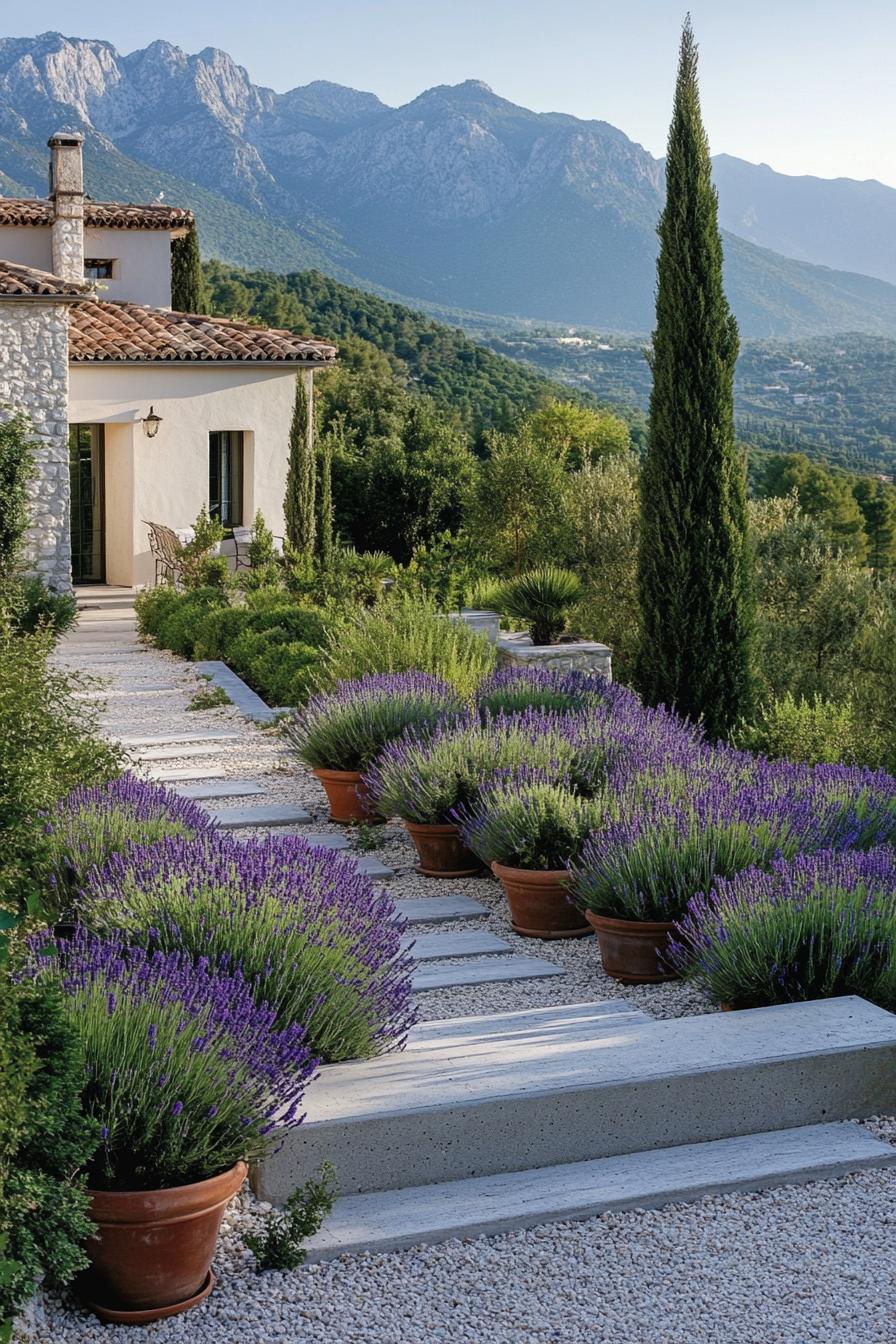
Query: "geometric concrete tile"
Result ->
[[391, 895, 491, 925], [411, 954, 564, 992], [209, 804, 311, 829], [174, 780, 265, 801], [399, 931, 513, 963]]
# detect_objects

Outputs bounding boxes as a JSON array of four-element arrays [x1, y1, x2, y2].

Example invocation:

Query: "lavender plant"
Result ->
[[667, 848, 896, 1010], [454, 770, 607, 871], [27, 929, 317, 1191], [364, 709, 588, 824], [285, 672, 459, 772], [475, 666, 606, 718], [44, 775, 213, 913], [80, 834, 417, 1063]]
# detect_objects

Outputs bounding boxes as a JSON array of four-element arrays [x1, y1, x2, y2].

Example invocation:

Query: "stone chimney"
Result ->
[[48, 131, 85, 283]]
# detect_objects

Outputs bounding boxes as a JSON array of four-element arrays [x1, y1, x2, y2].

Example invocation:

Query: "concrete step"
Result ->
[[401, 931, 513, 963], [136, 743, 260, 763], [119, 730, 242, 747], [412, 954, 563, 993], [254, 995, 896, 1202], [174, 780, 265, 801], [210, 803, 311, 829], [350, 855, 394, 882], [74, 686, 180, 699], [304, 832, 352, 851], [303, 1122, 896, 1260], [391, 895, 490, 925]]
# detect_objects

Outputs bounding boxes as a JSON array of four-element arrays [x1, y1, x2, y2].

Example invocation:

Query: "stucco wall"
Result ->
[[0, 301, 72, 591], [0, 225, 172, 306], [69, 363, 306, 587]]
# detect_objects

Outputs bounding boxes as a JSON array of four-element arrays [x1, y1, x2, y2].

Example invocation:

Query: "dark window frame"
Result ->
[[84, 258, 116, 280], [208, 431, 245, 528]]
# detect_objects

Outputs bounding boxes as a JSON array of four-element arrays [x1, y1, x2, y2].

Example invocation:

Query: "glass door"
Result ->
[[68, 424, 105, 583]]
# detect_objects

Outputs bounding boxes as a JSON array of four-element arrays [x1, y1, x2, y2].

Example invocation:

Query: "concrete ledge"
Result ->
[[303, 1123, 896, 1259], [497, 632, 612, 680], [194, 660, 279, 724], [254, 995, 896, 1200]]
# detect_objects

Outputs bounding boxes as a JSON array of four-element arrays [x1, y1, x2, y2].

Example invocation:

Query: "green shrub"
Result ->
[[493, 566, 584, 646], [319, 591, 497, 698], [192, 596, 326, 661], [180, 506, 226, 589], [0, 413, 35, 577], [0, 978, 97, 1336], [0, 630, 122, 919], [245, 1164, 336, 1273], [145, 586, 228, 658], [228, 629, 321, 707], [0, 577, 77, 637], [734, 694, 862, 765]]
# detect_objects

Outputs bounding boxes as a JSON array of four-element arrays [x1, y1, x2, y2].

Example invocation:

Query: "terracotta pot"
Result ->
[[585, 911, 679, 984], [491, 862, 592, 939], [81, 1161, 246, 1321], [311, 767, 383, 825], [404, 820, 483, 877]]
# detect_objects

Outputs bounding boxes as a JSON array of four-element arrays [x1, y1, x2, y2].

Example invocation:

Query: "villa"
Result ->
[[0, 131, 337, 592]]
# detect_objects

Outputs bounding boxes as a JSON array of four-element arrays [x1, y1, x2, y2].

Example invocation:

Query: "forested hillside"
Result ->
[[202, 263, 645, 441]]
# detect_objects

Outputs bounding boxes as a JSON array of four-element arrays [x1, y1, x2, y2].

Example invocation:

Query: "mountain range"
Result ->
[[1, 32, 895, 338]]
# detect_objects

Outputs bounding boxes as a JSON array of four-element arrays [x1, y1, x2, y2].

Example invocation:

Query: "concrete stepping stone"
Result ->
[[412, 954, 563, 993], [74, 686, 180, 699], [174, 780, 265, 801], [304, 833, 352, 851], [209, 804, 311, 830], [350, 855, 394, 881], [391, 895, 490, 925], [146, 766, 238, 782], [119, 730, 242, 747], [400, 931, 512, 963], [137, 743, 251, 763], [255, 995, 896, 1205], [303, 1123, 896, 1260]]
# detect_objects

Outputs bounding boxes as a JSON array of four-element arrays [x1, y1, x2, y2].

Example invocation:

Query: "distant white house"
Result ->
[[0, 132, 336, 591]]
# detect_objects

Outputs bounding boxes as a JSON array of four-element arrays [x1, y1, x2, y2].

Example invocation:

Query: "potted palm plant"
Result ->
[[454, 771, 602, 937], [27, 928, 316, 1324], [285, 672, 458, 823], [492, 566, 583, 646]]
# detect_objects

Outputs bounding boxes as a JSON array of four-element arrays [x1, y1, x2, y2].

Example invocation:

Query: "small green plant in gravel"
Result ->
[[244, 1163, 337, 1272], [354, 822, 380, 852], [187, 682, 231, 712]]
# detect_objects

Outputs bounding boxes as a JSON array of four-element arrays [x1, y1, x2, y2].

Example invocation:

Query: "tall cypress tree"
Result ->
[[284, 374, 316, 560], [635, 16, 753, 739], [170, 226, 207, 313]]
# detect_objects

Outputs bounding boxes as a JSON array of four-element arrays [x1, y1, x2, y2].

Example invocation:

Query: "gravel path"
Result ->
[[17, 621, 896, 1344]]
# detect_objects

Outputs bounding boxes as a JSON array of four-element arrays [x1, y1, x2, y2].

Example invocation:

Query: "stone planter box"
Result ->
[[447, 609, 501, 644], [497, 632, 612, 681]]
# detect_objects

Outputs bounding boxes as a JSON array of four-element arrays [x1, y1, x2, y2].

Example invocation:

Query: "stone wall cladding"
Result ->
[[0, 302, 72, 591], [497, 634, 613, 681], [51, 214, 85, 285]]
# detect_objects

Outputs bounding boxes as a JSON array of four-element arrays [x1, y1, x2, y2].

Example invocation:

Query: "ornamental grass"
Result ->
[[285, 671, 460, 772], [79, 833, 416, 1063], [453, 769, 607, 871], [666, 848, 896, 1011], [45, 775, 213, 913], [27, 928, 317, 1192]]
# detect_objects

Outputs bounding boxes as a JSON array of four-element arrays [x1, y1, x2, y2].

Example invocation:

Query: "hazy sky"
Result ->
[[12, 0, 896, 187]]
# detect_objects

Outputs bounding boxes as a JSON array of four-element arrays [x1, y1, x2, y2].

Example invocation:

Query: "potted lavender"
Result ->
[[285, 672, 458, 823], [27, 929, 317, 1324], [364, 710, 585, 877], [454, 771, 603, 938]]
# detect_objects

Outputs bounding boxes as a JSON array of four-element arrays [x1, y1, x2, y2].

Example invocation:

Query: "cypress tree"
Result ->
[[170, 226, 207, 312], [635, 16, 753, 738], [317, 416, 341, 573], [284, 374, 316, 560]]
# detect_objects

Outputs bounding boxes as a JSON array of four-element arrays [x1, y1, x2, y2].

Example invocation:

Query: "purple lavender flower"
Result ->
[[26, 925, 318, 1191], [80, 832, 417, 1063], [286, 672, 460, 771]]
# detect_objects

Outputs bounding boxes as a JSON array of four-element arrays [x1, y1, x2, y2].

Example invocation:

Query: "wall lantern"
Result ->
[[142, 406, 163, 439]]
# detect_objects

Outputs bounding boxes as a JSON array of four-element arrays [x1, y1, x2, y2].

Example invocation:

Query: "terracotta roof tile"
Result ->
[[0, 198, 194, 231], [69, 300, 337, 364], [0, 259, 88, 298]]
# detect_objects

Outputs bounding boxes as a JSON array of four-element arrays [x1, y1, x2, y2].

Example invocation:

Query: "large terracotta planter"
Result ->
[[311, 767, 383, 825], [404, 820, 482, 877], [80, 1161, 247, 1323], [585, 911, 679, 984], [491, 862, 592, 939]]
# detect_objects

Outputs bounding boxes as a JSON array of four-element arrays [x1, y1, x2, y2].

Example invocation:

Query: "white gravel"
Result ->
[[21, 626, 896, 1344]]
